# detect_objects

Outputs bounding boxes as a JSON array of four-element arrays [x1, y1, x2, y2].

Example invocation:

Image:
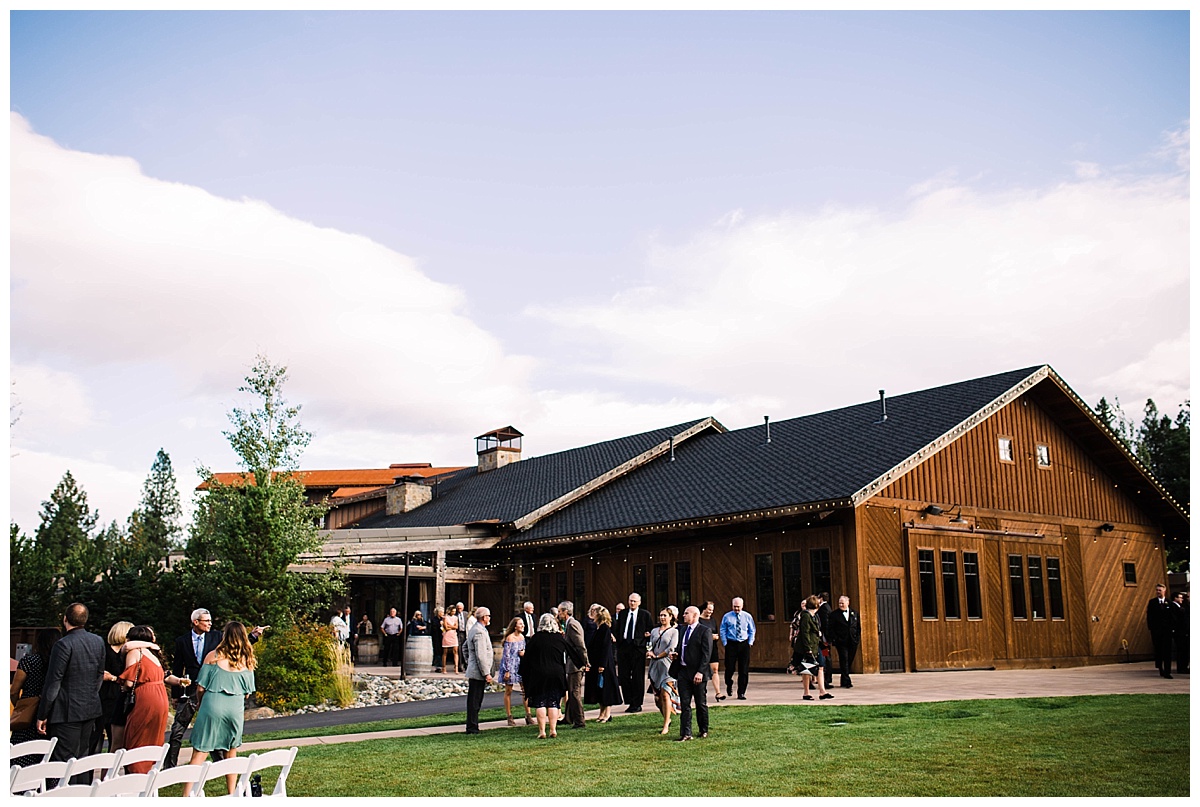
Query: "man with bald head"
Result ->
[[670, 605, 713, 741], [614, 592, 653, 712], [719, 597, 756, 699]]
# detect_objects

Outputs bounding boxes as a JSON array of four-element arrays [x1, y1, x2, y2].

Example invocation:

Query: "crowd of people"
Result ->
[[10, 602, 265, 795], [1146, 584, 1189, 678]]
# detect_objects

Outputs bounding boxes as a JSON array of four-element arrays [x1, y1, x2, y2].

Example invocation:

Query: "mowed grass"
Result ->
[[261, 694, 1188, 797], [242, 706, 512, 743]]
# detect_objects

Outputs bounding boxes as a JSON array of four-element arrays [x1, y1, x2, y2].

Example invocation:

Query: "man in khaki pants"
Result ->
[[558, 601, 591, 728]]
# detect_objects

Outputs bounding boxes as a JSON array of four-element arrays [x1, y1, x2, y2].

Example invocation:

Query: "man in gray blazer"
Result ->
[[558, 601, 591, 728], [464, 607, 494, 734], [36, 602, 105, 773]]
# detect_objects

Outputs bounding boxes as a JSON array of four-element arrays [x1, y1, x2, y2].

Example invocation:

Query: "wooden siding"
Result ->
[[1079, 526, 1167, 660], [530, 524, 849, 669], [877, 394, 1154, 526]]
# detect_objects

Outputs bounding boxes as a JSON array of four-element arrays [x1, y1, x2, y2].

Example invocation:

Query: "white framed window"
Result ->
[[998, 436, 1014, 463], [1036, 444, 1051, 468]]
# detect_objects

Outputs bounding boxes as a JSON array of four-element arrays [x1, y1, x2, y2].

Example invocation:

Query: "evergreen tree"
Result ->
[[132, 448, 183, 553], [35, 470, 98, 568], [10, 523, 57, 625], [180, 356, 343, 629]]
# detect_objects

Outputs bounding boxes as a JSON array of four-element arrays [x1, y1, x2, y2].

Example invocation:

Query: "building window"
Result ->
[[782, 551, 805, 619], [810, 548, 831, 598], [1046, 557, 1064, 620], [573, 569, 585, 609], [633, 565, 648, 599], [556, 571, 568, 604], [1123, 562, 1137, 586], [1008, 555, 1027, 619], [963, 551, 983, 620], [539, 573, 551, 614], [918, 549, 938, 619], [675, 560, 692, 610], [941, 551, 961, 619], [1027, 556, 1046, 619], [653, 563, 669, 614], [1036, 444, 1051, 468], [998, 436, 1014, 463], [755, 553, 776, 622]]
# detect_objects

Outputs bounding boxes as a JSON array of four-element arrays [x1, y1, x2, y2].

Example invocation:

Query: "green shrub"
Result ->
[[254, 622, 340, 712]]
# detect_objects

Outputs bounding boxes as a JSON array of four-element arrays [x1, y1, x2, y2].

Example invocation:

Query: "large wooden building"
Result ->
[[310, 366, 1187, 673]]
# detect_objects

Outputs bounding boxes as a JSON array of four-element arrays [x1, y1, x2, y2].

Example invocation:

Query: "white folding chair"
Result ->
[[194, 756, 253, 797], [142, 761, 210, 798], [64, 748, 123, 783], [90, 772, 154, 797], [9, 737, 59, 764], [238, 747, 298, 797], [32, 783, 93, 796], [109, 743, 168, 777], [10, 759, 75, 795]]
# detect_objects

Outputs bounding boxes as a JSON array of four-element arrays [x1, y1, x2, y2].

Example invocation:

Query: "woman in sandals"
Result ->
[[187, 622, 256, 795], [498, 618, 533, 726]]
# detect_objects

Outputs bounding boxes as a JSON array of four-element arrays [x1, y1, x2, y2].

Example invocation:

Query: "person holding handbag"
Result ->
[[10, 629, 58, 766], [119, 625, 182, 774], [583, 605, 621, 723], [795, 596, 833, 701]]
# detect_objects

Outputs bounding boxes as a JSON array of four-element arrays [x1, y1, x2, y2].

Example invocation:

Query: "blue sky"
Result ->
[[8, 11, 1190, 532]]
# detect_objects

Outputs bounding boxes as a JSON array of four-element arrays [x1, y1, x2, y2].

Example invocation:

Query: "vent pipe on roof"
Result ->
[[764, 415, 772, 444], [875, 390, 888, 423], [668, 436, 675, 462]]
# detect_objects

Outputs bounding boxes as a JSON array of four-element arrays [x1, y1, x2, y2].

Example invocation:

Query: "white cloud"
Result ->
[[530, 161, 1189, 418], [9, 450, 147, 534], [10, 112, 537, 436], [10, 363, 97, 437]]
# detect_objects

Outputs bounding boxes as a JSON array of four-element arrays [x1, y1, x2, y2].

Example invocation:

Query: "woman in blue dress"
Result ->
[[187, 622, 256, 795], [498, 618, 532, 726]]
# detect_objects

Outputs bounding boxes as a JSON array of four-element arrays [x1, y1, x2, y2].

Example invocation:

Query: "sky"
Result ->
[[8, 10, 1191, 535]]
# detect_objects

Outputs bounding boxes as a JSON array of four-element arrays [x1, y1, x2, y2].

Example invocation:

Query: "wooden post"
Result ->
[[435, 549, 446, 612]]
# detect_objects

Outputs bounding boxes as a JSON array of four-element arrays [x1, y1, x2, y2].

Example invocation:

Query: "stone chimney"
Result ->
[[475, 426, 523, 473], [385, 475, 432, 515]]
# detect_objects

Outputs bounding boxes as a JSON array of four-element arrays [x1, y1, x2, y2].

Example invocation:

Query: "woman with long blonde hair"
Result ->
[[187, 622, 257, 795]]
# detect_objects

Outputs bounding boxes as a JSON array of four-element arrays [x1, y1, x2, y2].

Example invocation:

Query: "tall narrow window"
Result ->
[[539, 572, 551, 614], [782, 551, 805, 619], [1027, 556, 1045, 619], [556, 571, 568, 604], [1036, 444, 1051, 467], [918, 549, 938, 619], [754, 553, 776, 622], [633, 565, 648, 599], [941, 551, 961, 619], [810, 548, 831, 598], [1046, 557, 1064, 620], [963, 551, 983, 620], [573, 569, 585, 609], [675, 561, 692, 610], [1123, 563, 1137, 585], [1008, 555, 1027, 619], [653, 563, 669, 614]]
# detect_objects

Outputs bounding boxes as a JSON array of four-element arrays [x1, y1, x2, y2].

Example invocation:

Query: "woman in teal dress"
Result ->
[[187, 622, 256, 795]]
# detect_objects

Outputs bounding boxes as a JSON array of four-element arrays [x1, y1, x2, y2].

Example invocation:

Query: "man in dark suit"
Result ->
[[669, 605, 713, 742], [36, 602, 105, 776], [817, 593, 835, 688], [826, 595, 862, 688], [165, 608, 222, 768], [1147, 583, 1175, 679], [615, 592, 653, 712], [518, 601, 537, 638], [1171, 591, 1189, 675], [558, 601, 591, 728]]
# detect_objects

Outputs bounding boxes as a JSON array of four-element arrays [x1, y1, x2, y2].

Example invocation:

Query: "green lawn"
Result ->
[[240, 694, 1188, 797]]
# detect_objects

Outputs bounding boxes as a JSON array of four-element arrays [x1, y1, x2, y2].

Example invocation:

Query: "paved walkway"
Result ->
[[239, 661, 1187, 752]]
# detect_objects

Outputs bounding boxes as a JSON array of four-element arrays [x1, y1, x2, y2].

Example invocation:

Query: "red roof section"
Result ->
[[198, 465, 467, 491]]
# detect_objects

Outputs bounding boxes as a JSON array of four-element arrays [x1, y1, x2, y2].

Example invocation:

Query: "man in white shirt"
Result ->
[[381, 608, 403, 667]]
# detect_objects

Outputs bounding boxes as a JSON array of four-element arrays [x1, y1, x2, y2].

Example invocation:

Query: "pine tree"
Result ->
[[10, 523, 57, 625], [131, 448, 183, 553], [35, 470, 98, 567]]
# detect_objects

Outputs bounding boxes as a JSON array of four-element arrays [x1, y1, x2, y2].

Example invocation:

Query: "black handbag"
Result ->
[[124, 658, 141, 711]]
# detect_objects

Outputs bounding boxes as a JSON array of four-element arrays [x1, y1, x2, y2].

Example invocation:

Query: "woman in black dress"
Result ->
[[583, 605, 621, 722], [699, 601, 725, 702], [92, 620, 134, 754], [519, 613, 585, 738], [10, 628, 59, 766]]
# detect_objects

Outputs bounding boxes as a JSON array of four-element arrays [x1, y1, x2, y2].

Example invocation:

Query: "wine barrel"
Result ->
[[403, 634, 434, 675], [356, 635, 379, 665]]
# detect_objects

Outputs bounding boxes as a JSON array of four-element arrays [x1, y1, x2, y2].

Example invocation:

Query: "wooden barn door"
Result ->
[[875, 579, 905, 672]]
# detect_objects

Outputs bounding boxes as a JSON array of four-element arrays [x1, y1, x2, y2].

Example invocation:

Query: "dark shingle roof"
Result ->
[[353, 419, 709, 529], [514, 366, 1045, 543]]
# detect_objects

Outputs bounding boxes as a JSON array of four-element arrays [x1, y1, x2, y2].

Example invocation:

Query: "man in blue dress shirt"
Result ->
[[719, 597, 756, 699]]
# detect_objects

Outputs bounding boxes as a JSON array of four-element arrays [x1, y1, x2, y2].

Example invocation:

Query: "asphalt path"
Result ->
[[239, 691, 507, 735]]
